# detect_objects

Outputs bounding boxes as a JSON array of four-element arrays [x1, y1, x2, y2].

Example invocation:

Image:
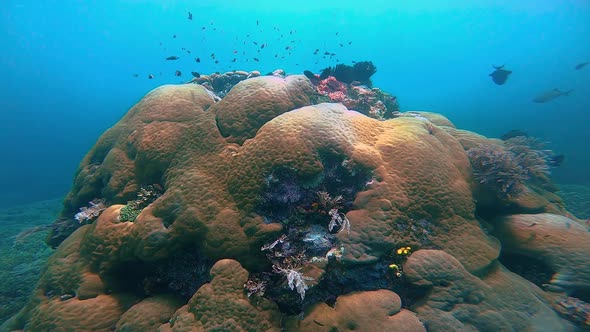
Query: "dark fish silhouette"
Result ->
[[132, 73, 139, 77], [175, 70, 182, 76], [303, 70, 320, 85], [548, 154, 565, 167], [489, 65, 512, 85], [191, 72, 200, 78], [195, 57, 201, 63], [575, 62, 589, 70], [188, 12, 192, 20], [148, 74, 154, 79], [253, 58, 260, 62], [533, 88, 573, 103], [166, 56, 179, 60]]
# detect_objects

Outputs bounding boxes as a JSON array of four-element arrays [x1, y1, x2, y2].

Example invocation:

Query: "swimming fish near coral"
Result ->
[[548, 154, 565, 167], [575, 61, 589, 70], [191, 72, 200, 78], [188, 12, 192, 20], [166, 56, 179, 60], [489, 65, 512, 85], [532, 88, 573, 103], [175, 70, 182, 77]]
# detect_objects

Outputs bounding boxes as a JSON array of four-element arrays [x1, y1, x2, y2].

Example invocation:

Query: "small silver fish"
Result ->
[[532, 88, 573, 103]]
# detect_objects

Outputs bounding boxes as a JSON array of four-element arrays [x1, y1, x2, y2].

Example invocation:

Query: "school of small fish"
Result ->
[[137, 12, 352, 83], [134, 12, 588, 105]]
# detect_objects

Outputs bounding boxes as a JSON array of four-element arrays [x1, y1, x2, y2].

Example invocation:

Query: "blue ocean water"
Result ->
[[0, 0, 588, 208]]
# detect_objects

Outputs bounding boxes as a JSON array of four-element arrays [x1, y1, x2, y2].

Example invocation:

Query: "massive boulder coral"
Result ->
[[3, 226, 140, 331], [4, 74, 587, 331], [213, 75, 316, 144], [403, 249, 575, 331], [116, 294, 184, 331], [159, 259, 281, 331], [496, 213, 590, 293], [284, 289, 426, 331]]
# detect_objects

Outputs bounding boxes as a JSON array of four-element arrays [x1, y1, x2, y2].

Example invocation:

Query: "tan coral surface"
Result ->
[[284, 289, 426, 331], [496, 213, 590, 292], [159, 259, 281, 332], [404, 249, 575, 332]]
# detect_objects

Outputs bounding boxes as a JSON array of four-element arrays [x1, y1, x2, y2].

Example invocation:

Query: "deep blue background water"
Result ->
[[1, 0, 589, 209]]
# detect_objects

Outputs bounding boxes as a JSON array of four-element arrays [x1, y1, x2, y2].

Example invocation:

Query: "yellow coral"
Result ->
[[388, 264, 403, 278], [396, 246, 412, 256]]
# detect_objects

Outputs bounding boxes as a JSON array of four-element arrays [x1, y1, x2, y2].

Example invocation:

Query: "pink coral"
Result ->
[[315, 75, 398, 120], [328, 91, 347, 102], [318, 76, 347, 96]]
